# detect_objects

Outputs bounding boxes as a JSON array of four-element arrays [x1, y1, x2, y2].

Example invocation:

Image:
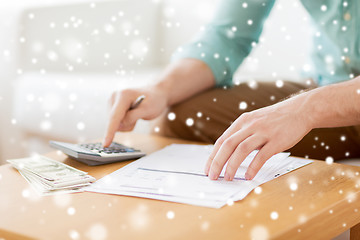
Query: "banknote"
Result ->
[[7, 155, 88, 181], [8, 155, 95, 196], [19, 170, 87, 194]]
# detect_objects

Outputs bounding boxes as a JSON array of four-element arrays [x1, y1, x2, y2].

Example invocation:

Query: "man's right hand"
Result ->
[[102, 59, 216, 147], [103, 86, 168, 147]]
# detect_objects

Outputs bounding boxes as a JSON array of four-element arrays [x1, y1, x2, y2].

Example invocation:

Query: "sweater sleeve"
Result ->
[[172, 0, 276, 86]]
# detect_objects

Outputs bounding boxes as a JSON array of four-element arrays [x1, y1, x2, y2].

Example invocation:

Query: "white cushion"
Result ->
[[13, 70, 160, 141]]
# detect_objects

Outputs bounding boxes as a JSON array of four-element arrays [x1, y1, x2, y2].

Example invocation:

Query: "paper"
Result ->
[[85, 144, 312, 208]]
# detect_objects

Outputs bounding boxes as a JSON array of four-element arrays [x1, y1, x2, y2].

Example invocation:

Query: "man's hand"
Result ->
[[103, 87, 168, 147], [102, 59, 216, 148], [204, 93, 313, 181]]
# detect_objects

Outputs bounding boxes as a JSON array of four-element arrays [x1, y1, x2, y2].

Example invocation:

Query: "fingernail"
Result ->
[[245, 172, 253, 180], [103, 137, 110, 147], [209, 170, 217, 180], [204, 166, 210, 175], [224, 173, 231, 181]]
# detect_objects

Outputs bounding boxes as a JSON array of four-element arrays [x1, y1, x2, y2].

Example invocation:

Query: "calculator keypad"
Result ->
[[78, 142, 141, 155]]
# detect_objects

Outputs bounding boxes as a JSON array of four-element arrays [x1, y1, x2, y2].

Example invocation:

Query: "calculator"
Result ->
[[49, 141, 146, 166]]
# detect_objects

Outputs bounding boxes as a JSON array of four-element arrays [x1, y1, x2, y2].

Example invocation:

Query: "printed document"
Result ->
[[85, 144, 312, 208]]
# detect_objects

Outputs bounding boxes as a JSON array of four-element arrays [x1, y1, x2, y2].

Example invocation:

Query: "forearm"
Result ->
[[154, 58, 216, 107], [302, 77, 360, 129]]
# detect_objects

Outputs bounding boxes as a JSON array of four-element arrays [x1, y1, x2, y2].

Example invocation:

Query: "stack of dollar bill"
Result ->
[[7, 155, 95, 195]]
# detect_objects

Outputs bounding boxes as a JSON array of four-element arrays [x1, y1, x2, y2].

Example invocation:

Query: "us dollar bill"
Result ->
[[7, 155, 88, 181]]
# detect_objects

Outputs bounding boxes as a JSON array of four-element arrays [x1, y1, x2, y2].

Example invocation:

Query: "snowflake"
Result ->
[[325, 156, 334, 165], [129, 205, 149, 230], [77, 122, 85, 131], [69, 230, 80, 240], [239, 101, 247, 110], [289, 183, 298, 191], [298, 214, 307, 224], [22, 189, 30, 198], [67, 207, 76, 215], [104, 24, 115, 34], [40, 120, 52, 131], [201, 221, 210, 231], [227, 199, 234, 206], [275, 79, 284, 88], [270, 211, 279, 220], [185, 118, 194, 126], [302, 64, 311, 72], [166, 211, 175, 219], [251, 225, 269, 240], [254, 187, 262, 194], [167, 112, 176, 121], [86, 223, 108, 240]]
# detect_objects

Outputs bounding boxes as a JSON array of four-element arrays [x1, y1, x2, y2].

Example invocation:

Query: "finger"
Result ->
[[205, 114, 249, 175], [224, 135, 266, 181], [103, 92, 134, 147], [208, 128, 252, 180], [245, 143, 276, 180], [108, 92, 116, 108], [117, 108, 145, 131], [205, 137, 224, 175], [205, 124, 243, 175]]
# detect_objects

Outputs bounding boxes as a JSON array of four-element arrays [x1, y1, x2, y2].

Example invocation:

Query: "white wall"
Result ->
[[0, 7, 23, 164]]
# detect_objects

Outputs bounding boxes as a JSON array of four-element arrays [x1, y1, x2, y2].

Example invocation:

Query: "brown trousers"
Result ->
[[153, 81, 360, 160]]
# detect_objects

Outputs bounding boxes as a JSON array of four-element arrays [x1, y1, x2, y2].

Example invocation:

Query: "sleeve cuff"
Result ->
[[171, 42, 234, 87]]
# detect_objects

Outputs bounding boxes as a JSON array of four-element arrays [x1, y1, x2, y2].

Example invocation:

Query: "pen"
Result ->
[[130, 95, 146, 110]]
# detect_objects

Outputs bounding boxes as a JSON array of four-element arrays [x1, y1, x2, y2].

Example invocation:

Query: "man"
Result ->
[[103, 0, 360, 180]]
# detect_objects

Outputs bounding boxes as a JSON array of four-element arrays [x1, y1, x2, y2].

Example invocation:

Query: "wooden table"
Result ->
[[1, 133, 360, 240]]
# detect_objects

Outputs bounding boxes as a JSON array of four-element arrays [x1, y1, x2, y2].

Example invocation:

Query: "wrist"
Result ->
[[299, 87, 329, 130], [153, 80, 172, 108], [289, 90, 318, 131]]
